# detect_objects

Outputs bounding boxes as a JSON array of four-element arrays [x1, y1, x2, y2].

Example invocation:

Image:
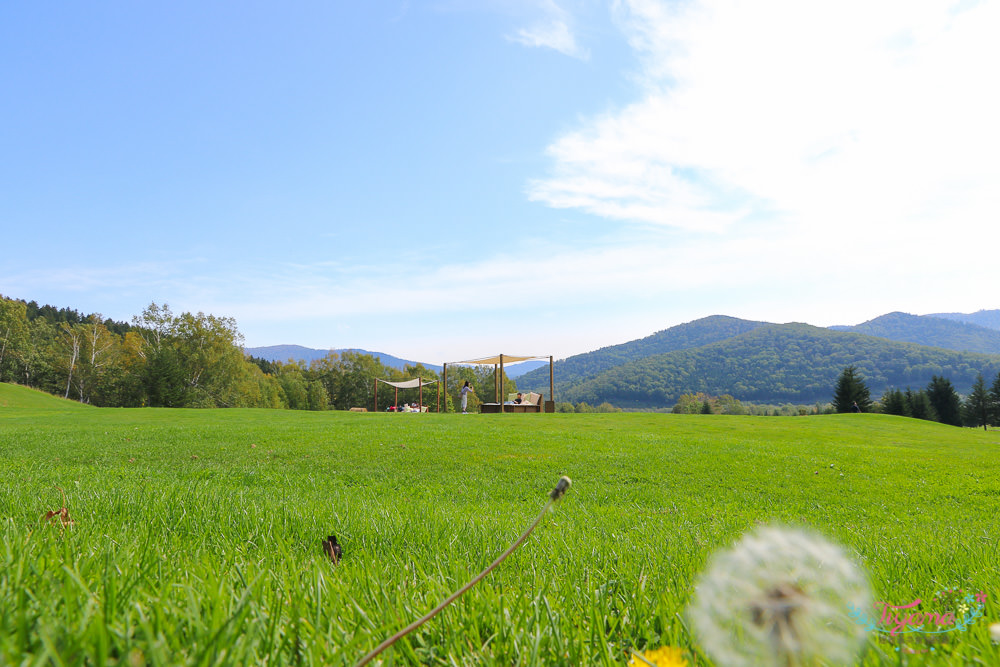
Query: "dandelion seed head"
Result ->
[[689, 525, 871, 667]]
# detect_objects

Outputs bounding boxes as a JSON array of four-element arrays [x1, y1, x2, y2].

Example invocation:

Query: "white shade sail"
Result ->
[[449, 354, 545, 365], [376, 378, 438, 389]]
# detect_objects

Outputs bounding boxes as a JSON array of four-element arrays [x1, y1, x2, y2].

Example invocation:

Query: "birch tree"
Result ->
[[0, 297, 30, 382], [75, 317, 116, 404], [58, 322, 82, 399]]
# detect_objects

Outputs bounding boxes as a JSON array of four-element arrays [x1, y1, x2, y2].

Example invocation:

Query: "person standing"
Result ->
[[460, 381, 473, 414]]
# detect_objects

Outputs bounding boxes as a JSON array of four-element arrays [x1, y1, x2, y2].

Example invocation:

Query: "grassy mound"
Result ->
[[0, 382, 93, 410], [1, 408, 998, 665]]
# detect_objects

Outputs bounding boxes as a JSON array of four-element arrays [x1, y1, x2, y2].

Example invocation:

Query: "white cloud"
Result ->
[[531, 0, 1000, 244]]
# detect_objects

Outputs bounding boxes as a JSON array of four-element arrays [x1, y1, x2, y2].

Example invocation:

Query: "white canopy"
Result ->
[[449, 354, 546, 365], [376, 378, 438, 389]]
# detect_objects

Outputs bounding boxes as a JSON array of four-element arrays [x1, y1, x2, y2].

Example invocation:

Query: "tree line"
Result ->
[[0, 295, 514, 411], [833, 365, 1000, 428]]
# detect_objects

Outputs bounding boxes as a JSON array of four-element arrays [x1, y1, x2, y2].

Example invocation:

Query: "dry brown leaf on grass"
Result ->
[[322, 535, 342, 564], [42, 486, 75, 527]]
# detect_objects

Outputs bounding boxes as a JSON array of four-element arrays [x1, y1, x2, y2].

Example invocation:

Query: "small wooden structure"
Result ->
[[442, 354, 554, 414], [374, 377, 440, 412]]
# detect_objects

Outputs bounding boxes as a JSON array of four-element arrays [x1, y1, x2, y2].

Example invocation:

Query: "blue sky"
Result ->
[[3, 1, 998, 363]]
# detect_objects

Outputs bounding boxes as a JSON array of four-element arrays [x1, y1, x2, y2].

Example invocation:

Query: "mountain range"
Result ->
[[515, 310, 1000, 408]]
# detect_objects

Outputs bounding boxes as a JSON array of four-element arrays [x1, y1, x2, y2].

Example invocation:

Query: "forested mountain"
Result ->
[[927, 309, 1000, 331], [840, 312, 1000, 354], [517, 315, 767, 395], [245, 345, 440, 372], [559, 323, 1000, 409]]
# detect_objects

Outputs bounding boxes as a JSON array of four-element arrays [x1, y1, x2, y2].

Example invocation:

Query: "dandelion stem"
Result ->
[[353, 476, 571, 667], [629, 650, 658, 666]]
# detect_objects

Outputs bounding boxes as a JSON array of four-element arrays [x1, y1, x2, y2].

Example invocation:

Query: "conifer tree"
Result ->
[[963, 374, 990, 430], [833, 366, 872, 413], [905, 388, 937, 421], [926, 375, 963, 426], [881, 388, 908, 416], [989, 372, 1000, 426]]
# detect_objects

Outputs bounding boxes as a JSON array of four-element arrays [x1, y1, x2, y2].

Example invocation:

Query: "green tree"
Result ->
[[926, 375, 962, 426], [963, 374, 990, 430], [171, 311, 248, 407], [74, 316, 117, 404], [19, 318, 56, 389], [880, 388, 909, 417], [142, 345, 187, 407], [905, 388, 936, 421], [306, 380, 329, 411], [330, 351, 391, 410], [832, 366, 872, 413], [715, 394, 746, 415], [0, 296, 30, 382], [990, 372, 1000, 426]]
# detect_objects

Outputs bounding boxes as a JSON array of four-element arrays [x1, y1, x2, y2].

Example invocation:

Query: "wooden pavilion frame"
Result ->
[[442, 354, 554, 413]]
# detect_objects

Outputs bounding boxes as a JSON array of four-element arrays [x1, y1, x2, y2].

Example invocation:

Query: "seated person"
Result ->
[[513, 392, 524, 404]]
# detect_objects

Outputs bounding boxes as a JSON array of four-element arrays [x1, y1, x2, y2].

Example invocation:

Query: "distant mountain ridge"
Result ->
[[926, 309, 1000, 331], [839, 312, 1000, 354], [244, 345, 442, 372]]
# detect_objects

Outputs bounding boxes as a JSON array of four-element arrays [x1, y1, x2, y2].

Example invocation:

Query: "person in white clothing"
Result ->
[[460, 381, 473, 414]]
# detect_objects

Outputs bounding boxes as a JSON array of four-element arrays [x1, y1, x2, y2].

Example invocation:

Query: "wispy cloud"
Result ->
[[507, 0, 589, 59]]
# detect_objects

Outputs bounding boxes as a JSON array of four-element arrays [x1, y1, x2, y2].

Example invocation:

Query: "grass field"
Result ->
[[1, 382, 998, 666]]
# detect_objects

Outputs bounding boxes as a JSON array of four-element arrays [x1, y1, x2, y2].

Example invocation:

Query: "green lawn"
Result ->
[[1, 382, 998, 665]]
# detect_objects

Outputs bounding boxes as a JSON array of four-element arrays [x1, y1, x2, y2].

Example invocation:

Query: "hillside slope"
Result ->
[[518, 315, 767, 394], [562, 323, 1000, 408], [0, 383, 94, 410]]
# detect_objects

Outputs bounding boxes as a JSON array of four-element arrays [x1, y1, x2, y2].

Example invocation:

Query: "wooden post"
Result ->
[[549, 355, 554, 404], [374, 380, 378, 412], [394, 386, 398, 409], [419, 377, 423, 411], [442, 363, 447, 413], [499, 354, 505, 413]]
